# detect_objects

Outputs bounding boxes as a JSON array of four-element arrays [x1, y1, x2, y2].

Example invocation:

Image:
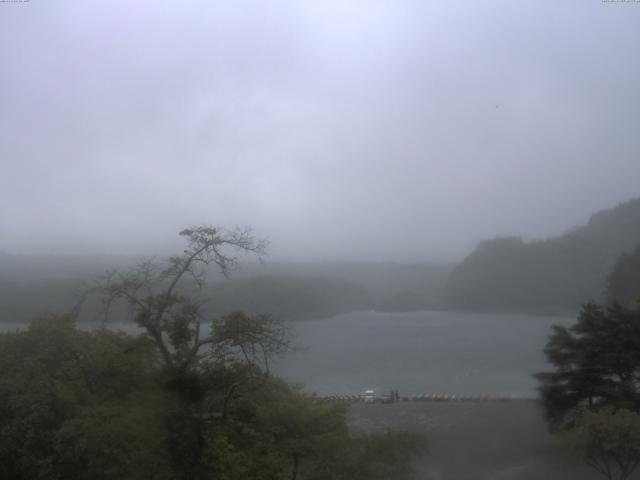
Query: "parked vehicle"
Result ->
[[363, 390, 376, 403]]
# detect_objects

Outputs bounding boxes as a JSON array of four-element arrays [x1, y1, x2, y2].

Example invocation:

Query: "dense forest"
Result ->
[[0, 259, 450, 324], [444, 198, 640, 312], [207, 275, 372, 320], [0, 274, 373, 325], [606, 243, 640, 308], [0, 314, 426, 480], [0, 227, 426, 480]]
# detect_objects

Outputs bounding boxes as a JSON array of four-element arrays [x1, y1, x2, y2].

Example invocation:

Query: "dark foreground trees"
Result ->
[[0, 226, 426, 480], [536, 303, 640, 430], [536, 302, 640, 480], [563, 408, 640, 480], [0, 316, 425, 480], [0, 316, 172, 480]]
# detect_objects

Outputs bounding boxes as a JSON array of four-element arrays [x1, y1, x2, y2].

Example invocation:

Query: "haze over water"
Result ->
[[0, 309, 572, 398], [274, 310, 575, 398]]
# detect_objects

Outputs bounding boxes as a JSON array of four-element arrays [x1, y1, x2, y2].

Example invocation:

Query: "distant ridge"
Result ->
[[444, 197, 640, 311], [0, 253, 136, 283]]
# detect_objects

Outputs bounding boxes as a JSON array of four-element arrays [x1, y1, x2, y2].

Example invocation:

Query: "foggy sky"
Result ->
[[1, 1, 639, 262]]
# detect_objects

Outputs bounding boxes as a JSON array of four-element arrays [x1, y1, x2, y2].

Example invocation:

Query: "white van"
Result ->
[[363, 390, 376, 403]]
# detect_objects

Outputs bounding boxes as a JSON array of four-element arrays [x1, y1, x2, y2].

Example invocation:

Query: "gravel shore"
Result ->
[[348, 401, 602, 480]]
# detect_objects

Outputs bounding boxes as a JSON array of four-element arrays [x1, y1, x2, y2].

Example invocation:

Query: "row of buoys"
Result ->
[[315, 393, 521, 403], [410, 393, 508, 402], [317, 395, 362, 403]]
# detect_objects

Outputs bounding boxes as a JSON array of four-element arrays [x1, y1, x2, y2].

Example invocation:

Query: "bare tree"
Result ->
[[92, 226, 267, 371], [209, 311, 290, 375]]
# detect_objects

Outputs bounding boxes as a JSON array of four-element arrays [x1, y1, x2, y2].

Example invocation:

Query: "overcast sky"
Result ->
[[1, 0, 639, 262]]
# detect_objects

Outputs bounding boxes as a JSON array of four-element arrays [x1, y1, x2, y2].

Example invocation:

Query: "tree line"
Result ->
[[0, 226, 425, 480], [446, 197, 640, 311], [536, 242, 640, 480]]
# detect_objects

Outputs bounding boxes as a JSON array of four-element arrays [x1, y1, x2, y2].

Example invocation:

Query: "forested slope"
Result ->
[[444, 198, 640, 311]]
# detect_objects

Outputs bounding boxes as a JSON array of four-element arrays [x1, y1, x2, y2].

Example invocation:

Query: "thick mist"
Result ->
[[1, 1, 639, 262], [2, 4, 640, 479]]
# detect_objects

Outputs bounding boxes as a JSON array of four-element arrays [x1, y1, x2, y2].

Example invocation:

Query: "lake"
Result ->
[[273, 310, 575, 398], [0, 309, 575, 398]]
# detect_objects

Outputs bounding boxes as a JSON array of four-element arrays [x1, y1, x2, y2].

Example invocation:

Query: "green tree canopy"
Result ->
[[563, 408, 640, 480], [536, 303, 640, 430], [1, 226, 426, 480], [0, 315, 174, 480]]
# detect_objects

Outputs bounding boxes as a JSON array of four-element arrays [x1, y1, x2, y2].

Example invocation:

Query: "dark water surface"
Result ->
[[1, 309, 574, 398], [273, 310, 574, 397]]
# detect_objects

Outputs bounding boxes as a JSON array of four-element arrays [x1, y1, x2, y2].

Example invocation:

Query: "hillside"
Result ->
[[0, 273, 372, 324], [444, 197, 640, 311], [0, 277, 87, 324], [229, 262, 452, 312], [0, 252, 452, 323], [206, 275, 372, 320]]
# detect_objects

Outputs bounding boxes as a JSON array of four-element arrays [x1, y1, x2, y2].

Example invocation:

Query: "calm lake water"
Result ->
[[1, 309, 575, 398], [273, 310, 575, 398]]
